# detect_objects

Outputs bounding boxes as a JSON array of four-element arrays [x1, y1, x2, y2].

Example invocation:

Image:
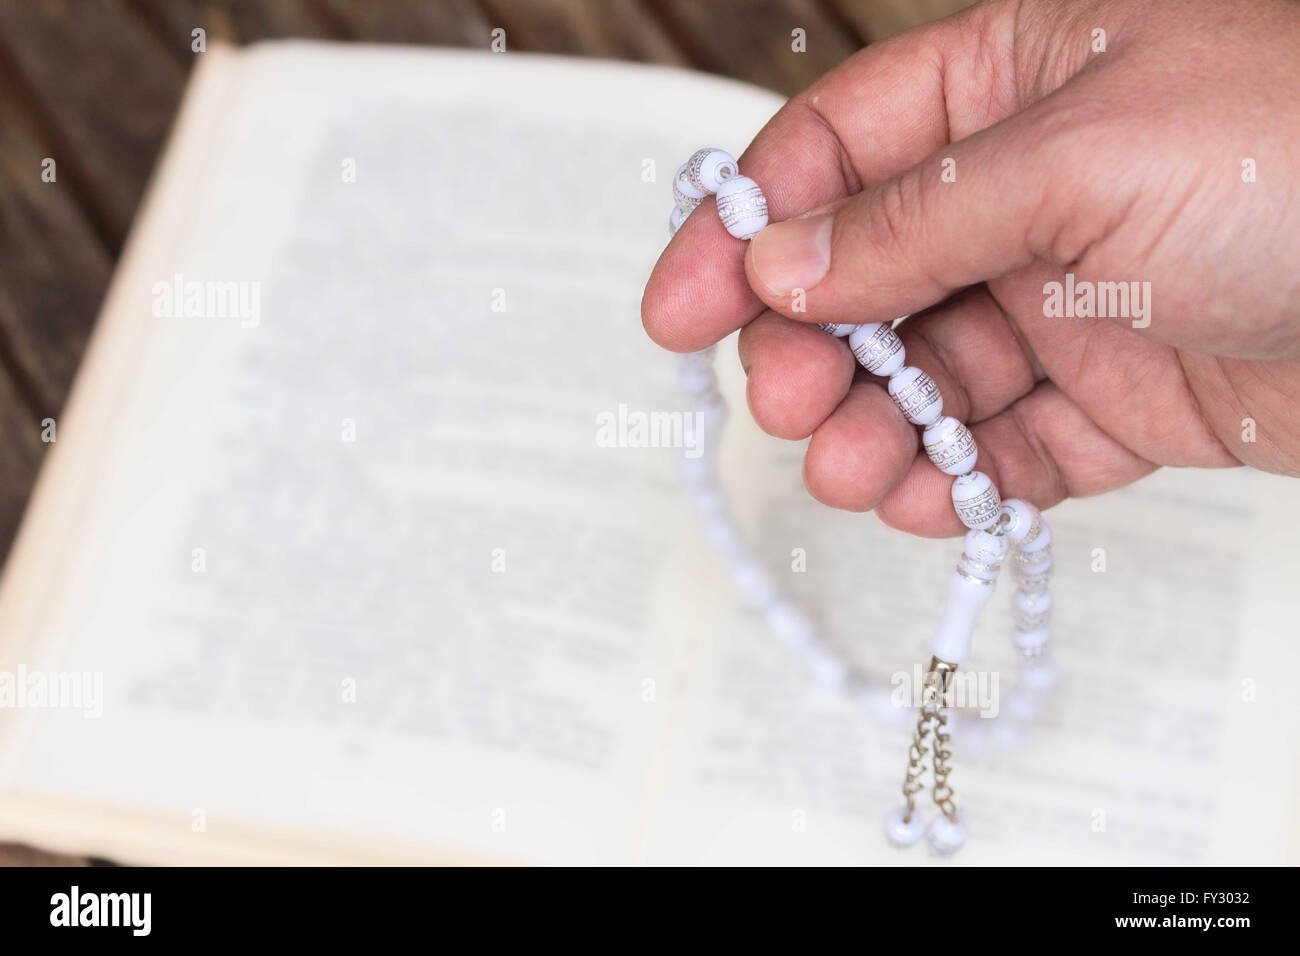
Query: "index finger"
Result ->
[[641, 1, 1016, 353]]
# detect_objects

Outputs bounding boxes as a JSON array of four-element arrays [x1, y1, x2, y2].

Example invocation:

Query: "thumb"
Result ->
[[743, 105, 1077, 325]]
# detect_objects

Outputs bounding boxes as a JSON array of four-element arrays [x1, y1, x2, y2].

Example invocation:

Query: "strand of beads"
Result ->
[[674, 344, 862, 690], [841, 316, 1057, 854], [665, 147, 1056, 856], [670, 151, 866, 696]]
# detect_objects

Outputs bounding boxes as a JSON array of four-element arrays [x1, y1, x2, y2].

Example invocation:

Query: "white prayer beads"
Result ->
[[1016, 564, 1052, 593], [931, 567, 998, 663], [923, 416, 978, 476], [1013, 588, 1052, 630], [663, 148, 1058, 857], [669, 203, 689, 235], [1002, 498, 1053, 656], [1015, 543, 1053, 577], [951, 471, 1001, 531], [715, 175, 769, 239], [887, 365, 944, 426], [884, 806, 927, 848], [999, 498, 1044, 548], [848, 322, 905, 376], [685, 147, 738, 193], [959, 528, 1008, 582], [673, 163, 707, 210], [926, 813, 968, 855]]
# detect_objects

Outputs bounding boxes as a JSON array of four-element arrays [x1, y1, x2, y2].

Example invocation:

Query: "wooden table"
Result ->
[[0, 0, 968, 866]]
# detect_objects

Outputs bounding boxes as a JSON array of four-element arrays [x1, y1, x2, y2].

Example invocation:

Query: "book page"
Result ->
[[2, 41, 1297, 867], [0, 43, 785, 864]]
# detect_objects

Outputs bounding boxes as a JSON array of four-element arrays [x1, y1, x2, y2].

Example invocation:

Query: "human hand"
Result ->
[[642, 0, 1300, 536]]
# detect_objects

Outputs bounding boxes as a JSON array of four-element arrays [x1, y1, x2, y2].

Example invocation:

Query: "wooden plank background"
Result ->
[[0, 0, 969, 866]]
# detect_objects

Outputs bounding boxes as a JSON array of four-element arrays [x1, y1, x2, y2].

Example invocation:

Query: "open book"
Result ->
[[1, 41, 1297, 866]]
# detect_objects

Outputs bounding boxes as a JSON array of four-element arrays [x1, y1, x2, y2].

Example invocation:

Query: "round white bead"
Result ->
[[848, 322, 905, 377], [668, 203, 689, 236], [696, 398, 727, 436], [703, 517, 744, 564], [673, 162, 707, 207], [696, 397, 727, 435], [685, 147, 738, 194], [679, 344, 716, 366], [672, 189, 703, 213], [765, 601, 816, 651], [966, 528, 1009, 563], [926, 814, 968, 855], [887, 366, 943, 426], [731, 559, 776, 610], [998, 498, 1044, 547], [1012, 626, 1049, 651], [958, 528, 1007, 583], [1013, 587, 1052, 630], [715, 175, 768, 240], [1019, 522, 1052, 555], [950, 471, 1001, 530], [922, 416, 978, 476], [884, 806, 927, 848], [805, 645, 849, 690], [1015, 565, 1052, 592], [1013, 588, 1052, 614], [676, 361, 715, 393], [690, 486, 726, 517], [1014, 544, 1053, 574], [818, 323, 858, 337]]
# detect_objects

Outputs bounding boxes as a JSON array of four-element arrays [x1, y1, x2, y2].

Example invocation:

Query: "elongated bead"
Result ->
[[887, 366, 943, 425], [951, 471, 1001, 530], [849, 322, 905, 376], [930, 567, 997, 663], [923, 416, 978, 476], [715, 175, 768, 239]]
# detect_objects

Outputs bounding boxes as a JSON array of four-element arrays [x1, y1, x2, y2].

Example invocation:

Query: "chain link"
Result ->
[[899, 705, 935, 820], [897, 655, 961, 822], [931, 707, 959, 822], [925, 658, 960, 823]]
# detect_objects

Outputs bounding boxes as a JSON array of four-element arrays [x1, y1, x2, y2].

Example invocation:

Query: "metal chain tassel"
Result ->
[[930, 705, 958, 822], [899, 702, 935, 822]]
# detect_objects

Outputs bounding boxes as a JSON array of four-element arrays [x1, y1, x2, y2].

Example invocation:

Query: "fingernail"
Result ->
[[749, 213, 832, 297]]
